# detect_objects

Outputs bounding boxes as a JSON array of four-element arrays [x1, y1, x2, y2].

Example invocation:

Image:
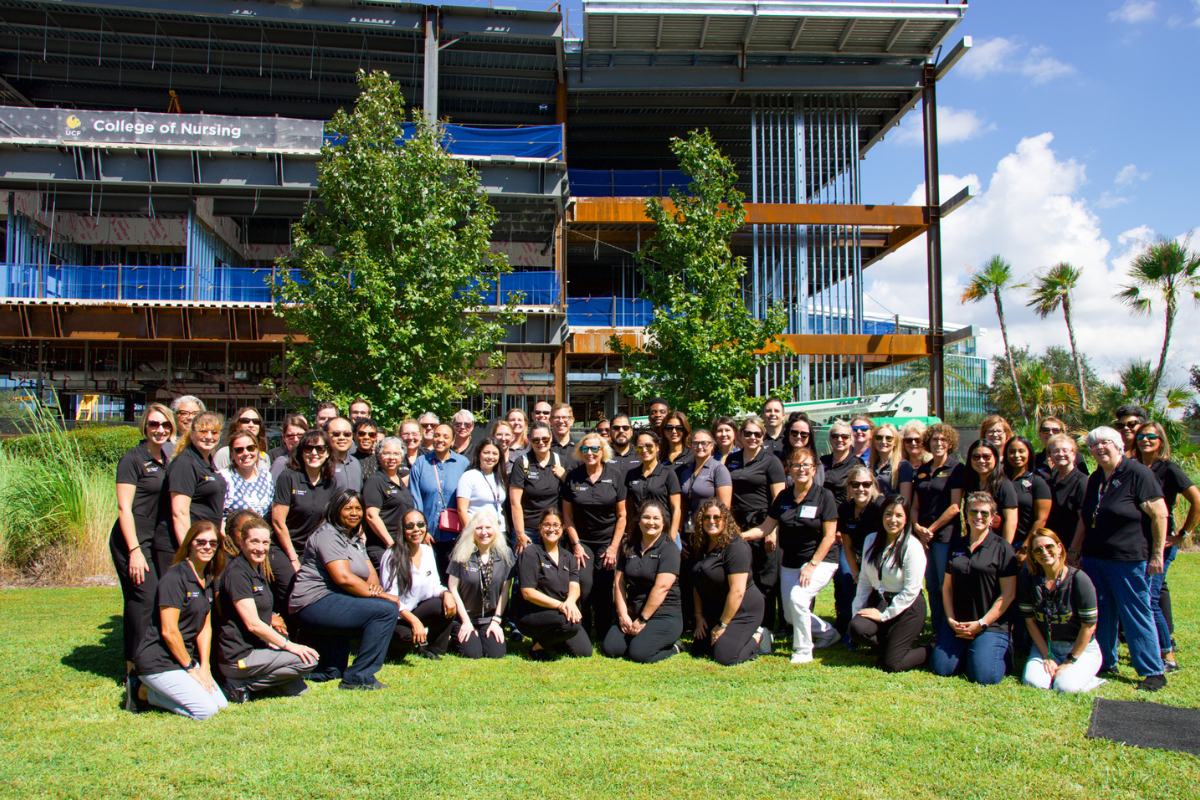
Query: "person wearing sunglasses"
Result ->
[[380, 510, 457, 660], [562, 432, 627, 636], [129, 520, 227, 719], [963, 439, 1018, 546], [270, 428, 337, 608], [363, 436, 417, 569], [112, 403, 175, 695], [727, 416, 786, 630], [659, 411, 694, 478], [212, 406, 268, 471], [351, 417, 381, 481], [849, 416, 876, 466], [622, 431, 682, 546], [691, 498, 767, 665], [1033, 416, 1088, 478], [531, 401, 553, 427], [416, 412, 440, 451], [820, 420, 857, 506], [837, 464, 884, 637], [781, 413, 824, 480], [516, 509, 592, 660], [1018, 529, 1102, 693], [220, 430, 275, 519], [269, 414, 310, 480], [325, 417, 363, 493], [606, 414, 641, 472], [1133, 420, 1198, 674], [604, 500, 683, 663], [870, 424, 913, 503], [899, 420, 930, 474], [930, 492, 1017, 685], [911, 423, 964, 639], [451, 410, 478, 461], [409, 423, 471, 579], [155, 411, 228, 578], [510, 422, 567, 552], [1114, 404, 1148, 458]]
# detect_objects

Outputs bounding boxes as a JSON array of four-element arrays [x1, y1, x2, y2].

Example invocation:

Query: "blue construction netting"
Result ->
[[566, 297, 653, 327], [568, 169, 690, 197], [0, 262, 297, 302], [323, 124, 564, 160]]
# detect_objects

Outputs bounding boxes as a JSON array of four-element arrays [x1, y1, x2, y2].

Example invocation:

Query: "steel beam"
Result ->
[[571, 64, 923, 93], [569, 198, 925, 227], [922, 63, 944, 419]]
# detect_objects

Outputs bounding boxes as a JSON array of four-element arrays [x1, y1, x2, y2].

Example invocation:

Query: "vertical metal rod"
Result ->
[[923, 64, 945, 418]]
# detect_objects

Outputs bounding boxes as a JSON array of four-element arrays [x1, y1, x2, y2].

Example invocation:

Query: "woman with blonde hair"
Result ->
[[870, 423, 912, 502], [155, 411, 226, 576], [899, 420, 930, 472], [447, 510, 515, 659]]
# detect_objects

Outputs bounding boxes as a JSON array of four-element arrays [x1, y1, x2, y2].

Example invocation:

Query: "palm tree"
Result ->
[[1088, 359, 1192, 450], [962, 255, 1028, 424], [1024, 262, 1088, 410], [1115, 235, 1200, 400]]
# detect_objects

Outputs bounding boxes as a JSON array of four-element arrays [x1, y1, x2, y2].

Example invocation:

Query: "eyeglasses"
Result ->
[[176, 410, 198, 420], [283, 432, 303, 441], [580, 445, 601, 454], [193, 538, 219, 549], [232, 445, 258, 455], [1031, 544, 1058, 554], [851, 425, 871, 432], [541, 522, 563, 530], [145, 420, 172, 431], [875, 435, 894, 443], [328, 430, 352, 439], [403, 520, 427, 530], [848, 481, 873, 489], [1041, 427, 1063, 435], [452, 421, 472, 428], [635, 443, 656, 452], [421, 423, 437, 429], [693, 440, 713, 448], [966, 509, 991, 518], [533, 409, 551, 416], [793, 463, 815, 471], [301, 445, 328, 455], [662, 424, 685, 432], [829, 433, 850, 441], [1136, 433, 1160, 442], [530, 436, 550, 444], [236, 417, 260, 426], [356, 430, 377, 438], [741, 430, 763, 439]]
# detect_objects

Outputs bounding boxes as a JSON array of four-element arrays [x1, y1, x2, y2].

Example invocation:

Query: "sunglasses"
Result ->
[[452, 421, 472, 428], [635, 443, 656, 452], [145, 420, 173, 431], [236, 417, 260, 426], [742, 430, 764, 439], [530, 437, 550, 444], [848, 481, 873, 489], [193, 538, 219, 549], [1031, 544, 1058, 554], [903, 437, 921, 444], [1119, 421, 1143, 429], [421, 423, 437, 429], [966, 509, 991, 518], [1041, 427, 1063, 435], [789, 430, 809, 438], [700, 514, 723, 522], [971, 452, 994, 461], [580, 445, 601, 454], [283, 432, 303, 441], [1135, 433, 1160, 442], [403, 521, 427, 530], [301, 445, 328, 455], [328, 431, 352, 438], [851, 425, 871, 432], [612, 424, 631, 431], [232, 445, 258, 455], [875, 435, 894, 443], [533, 410, 551, 416], [829, 433, 850, 441], [662, 424, 685, 432]]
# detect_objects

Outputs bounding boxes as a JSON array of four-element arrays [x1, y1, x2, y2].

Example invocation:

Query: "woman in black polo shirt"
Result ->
[[363, 436, 417, 568], [1003, 435, 1051, 552], [270, 429, 337, 608], [691, 498, 766, 666], [111, 403, 174, 691], [1019, 528, 1101, 693], [964, 439, 1018, 545], [836, 464, 884, 635], [605, 500, 683, 663], [660, 411, 694, 478], [622, 431, 682, 545], [155, 411, 227, 576], [912, 423, 964, 638], [130, 521, 227, 719], [1043, 433, 1087, 542], [821, 421, 857, 506], [447, 510, 516, 659], [515, 509, 591, 660], [930, 492, 1018, 685], [562, 433, 627, 637], [509, 422, 567, 552], [727, 416, 786, 629], [215, 515, 318, 702]]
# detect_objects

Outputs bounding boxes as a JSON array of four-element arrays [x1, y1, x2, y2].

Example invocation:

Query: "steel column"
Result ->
[[922, 64, 945, 418]]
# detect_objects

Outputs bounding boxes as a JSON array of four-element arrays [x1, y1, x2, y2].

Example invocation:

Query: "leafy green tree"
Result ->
[[273, 71, 521, 425], [986, 345, 1103, 428], [609, 130, 792, 421], [1187, 364, 1200, 430], [962, 255, 1027, 424], [1087, 359, 1192, 450], [1115, 236, 1200, 401], [1023, 262, 1089, 410]]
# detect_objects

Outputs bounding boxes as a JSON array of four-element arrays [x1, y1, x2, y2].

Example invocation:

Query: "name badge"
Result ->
[[799, 505, 818, 520]]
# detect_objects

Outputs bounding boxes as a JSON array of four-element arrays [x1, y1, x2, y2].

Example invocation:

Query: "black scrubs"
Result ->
[[1046, 467, 1087, 543], [603, 533, 683, 663], [514, 544, 592, 657], [270, 468, 337, 613], [691, 536, 764, 666], [153, 444, 226, 576], [561, 463, 627, 637], [624, 462, 681, 529], [132, 560, 214, 678], [726, 448, 786, 627], [361, 470, 416, 567], [1009, 470, 1051, 550], [110, 441, 168, 661], [820, 453, 857, 506], [509, 453, 564, 544]]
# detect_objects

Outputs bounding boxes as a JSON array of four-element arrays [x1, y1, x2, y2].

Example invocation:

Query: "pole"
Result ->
[[423, 8, 439, 125], [922, 64, 945, 419]]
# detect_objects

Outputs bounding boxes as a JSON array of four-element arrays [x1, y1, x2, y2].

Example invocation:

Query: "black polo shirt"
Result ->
[[164, 444, 226, 524], [662, 446, 694, 481], [763, 431, 786, 460], [272, 468, 338, 553], [691, 536, 760, 623], [550, 436, 579, 471], [267, 445, 289, 464], [1081, 458, 1164, 561], [1148, 459, 1195, 534], [1018, 566, 1098, 643], [767, 482, 839, 569], [133, 561, 213, 676], [448, 551, 514, 618], [837, 497, 884, 559], [726, 448, 787, 530], [1010, 470, 1051, 546], [946, 532, 1018, 634], [607, 446, 642, 473], [1034, 449, 1089, 479], [618, 532, 681, 616], [875, 459, 914, 497], [914, 457, 966, 544], [114, 441, 168, 543], [624, 462, 681, 517], [515, 543, 579, 615], [820, 452, 857, 506], [1046, 467, 1088, 542], [510, 452, 564, 525], [561, 463, 627, 548], [361, 470, 416, 550], [215, 554, 272, 664]]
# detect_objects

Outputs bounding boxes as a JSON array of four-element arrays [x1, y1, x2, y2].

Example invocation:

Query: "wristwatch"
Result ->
[[636, 614, 648, 625]]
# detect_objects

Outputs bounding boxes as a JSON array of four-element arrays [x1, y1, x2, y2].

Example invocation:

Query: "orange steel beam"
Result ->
[[568, 198, 927, 227], [0, 302, 303, 343], [567, 330, 932, 362]]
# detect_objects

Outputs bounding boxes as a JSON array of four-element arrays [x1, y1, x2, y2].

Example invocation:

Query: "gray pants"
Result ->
[[218, 648, 314, 695], [140, 670, 229, 721]]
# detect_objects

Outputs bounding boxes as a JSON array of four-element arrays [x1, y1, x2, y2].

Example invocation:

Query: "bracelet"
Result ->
[[714, 621, 728, 630], [491, 615, 502, 625], [280, 637, 289, 649], [185, 659, 200, 671], [636, 614, 648, 625]]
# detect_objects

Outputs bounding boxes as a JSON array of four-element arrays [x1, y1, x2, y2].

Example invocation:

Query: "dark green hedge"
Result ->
[[3, 424, 143, 468]]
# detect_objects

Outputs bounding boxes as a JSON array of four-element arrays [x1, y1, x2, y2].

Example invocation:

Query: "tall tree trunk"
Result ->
[[995, 291, 1028, 424], [1150, 298, 1175, 403], [1062, 295, 1088, 410]]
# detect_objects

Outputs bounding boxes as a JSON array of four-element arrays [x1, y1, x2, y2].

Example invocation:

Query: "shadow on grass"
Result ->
[[61, 614, 125, 684]]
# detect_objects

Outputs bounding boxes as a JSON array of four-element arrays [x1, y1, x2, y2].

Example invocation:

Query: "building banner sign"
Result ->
[[0, 106, 324, 151]]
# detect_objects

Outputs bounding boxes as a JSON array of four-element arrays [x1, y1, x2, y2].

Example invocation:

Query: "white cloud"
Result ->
[[958, 37, 1075, 84], [866, 133, 1200, 387], [889, 106, 996, 146], [1096, 191, 1130, 209], [1110, 1, 1157, 23], [1115, 163, 1150, 185]]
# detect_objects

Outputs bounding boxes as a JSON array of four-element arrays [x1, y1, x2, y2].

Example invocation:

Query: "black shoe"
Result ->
[[417, 647, 442, 661], [222, 683, 250, 704], [1164, 659, 1181, 673], [1099, 665, 1121, 679], [124, 675, 145, 713], [339, 678, 387, 691], [1137, 674, 1167, 693], [529, 646, 553, 662]]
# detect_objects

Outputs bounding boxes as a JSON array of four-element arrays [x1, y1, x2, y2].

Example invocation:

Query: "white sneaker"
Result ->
[[813, 628, 841, 648], [790, 651, 814, 665], [756, 627, 774, 656]]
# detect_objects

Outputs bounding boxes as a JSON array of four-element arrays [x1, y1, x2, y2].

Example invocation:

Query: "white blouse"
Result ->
[[379, 543, 447, 613], [851, 533, 927, 621]]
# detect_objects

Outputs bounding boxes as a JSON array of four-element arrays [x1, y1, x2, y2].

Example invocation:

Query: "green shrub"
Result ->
[[2, 424, 141, 469]]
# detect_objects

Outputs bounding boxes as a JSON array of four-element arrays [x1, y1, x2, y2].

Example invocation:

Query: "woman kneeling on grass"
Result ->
[[447, 511, 516, 659], [691, 499, 767, 666], [379, 510, 457, 660], [1019, 529, 1103, 693], [604, 500, 684, 663], [130, 521, 227, 720], [515, 509, 592, 660], [215, 515, 319, 702]]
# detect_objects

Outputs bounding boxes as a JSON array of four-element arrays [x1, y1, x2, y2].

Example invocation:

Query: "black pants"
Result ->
[[748, 539, 780, 631], [433, 538, 457, 582], [577, 543, 616, 638], [1161, 580, 1174, 634], [692, 586, 765, 667], [110, 530, 158, 663], [602, 611, 684, 664], [151, 531, 177, 578], [848, 591, 928, 673], [450, 615, 507, 659], [267, 547, 298, 627], [393, 596, 455, 656], [517, 609, 594, 657]]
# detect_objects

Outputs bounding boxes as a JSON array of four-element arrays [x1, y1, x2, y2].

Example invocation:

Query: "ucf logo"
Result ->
[[64, 114, 82, 137]]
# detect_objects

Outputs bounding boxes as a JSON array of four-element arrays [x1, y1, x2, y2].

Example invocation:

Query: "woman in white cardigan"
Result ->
[[848, 495, 929, 673], [379, 509, 458, 659]]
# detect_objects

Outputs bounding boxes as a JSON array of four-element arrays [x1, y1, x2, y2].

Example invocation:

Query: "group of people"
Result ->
[[110, 394, 1195, 720]]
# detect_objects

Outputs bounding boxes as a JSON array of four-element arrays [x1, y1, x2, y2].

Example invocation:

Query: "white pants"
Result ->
[[141, 669, 229, 721], [781, 561, 839, 657], [1022, 638, 1103, 694]]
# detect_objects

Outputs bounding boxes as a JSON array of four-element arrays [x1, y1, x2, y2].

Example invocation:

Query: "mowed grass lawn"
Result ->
[[3, 558, 1199, 799]]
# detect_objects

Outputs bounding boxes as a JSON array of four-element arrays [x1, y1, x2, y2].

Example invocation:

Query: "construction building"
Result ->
[[0, 0, 976, 424]]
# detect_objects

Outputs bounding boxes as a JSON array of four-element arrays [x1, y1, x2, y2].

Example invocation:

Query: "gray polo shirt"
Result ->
[[289, 522, 372, 613]]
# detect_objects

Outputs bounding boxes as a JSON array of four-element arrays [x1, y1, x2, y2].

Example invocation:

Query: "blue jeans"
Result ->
[[1081, 557, 1164, 677], [1149, 545, 1178, 655], [924, 541, 951, 638], [930, 625, 1010, 685], [295, 592, 397, 685], [833, 548, 856, 635]]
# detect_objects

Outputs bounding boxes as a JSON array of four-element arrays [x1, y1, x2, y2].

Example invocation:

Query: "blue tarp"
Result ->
[[500, 271, 559, 305], [324, 124, 564, 160], [569, 169, 690, 197], [567, 297, 653, 327]]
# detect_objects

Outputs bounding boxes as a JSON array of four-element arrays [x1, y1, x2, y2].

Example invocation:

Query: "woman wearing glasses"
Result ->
[[212, 406, 268, 471], [870, 424, 913, 503], [1033, 416, 1088, 477], [112, 404, 175, 691], [912, 423, 964, 639], [691, 498, 767, 666], [562, 432, 628, 636], [820, 420, 857, 506], [979, 415, 1014, 454], [900, 420, 930, 474], [678, 429, 733, 537], [155, 411, 227, 577], [622, 431, 682, 545], [270, 429, 338, 604], [848, 416, 876, 465], [964, 439, 1019, 546], [269, 414, 310, 479], [660, 411, 694, 477], [1133, 420, 1198, 674], [781, 413, 823, 479], [220, 430, 275, 519], [516, 509, 593, 659], [726, 416, 786, 630], [380, 509, 457, 659], [510, 422, 567, 552], [363, 436, 417, 569], [837, 464, 884, 635]]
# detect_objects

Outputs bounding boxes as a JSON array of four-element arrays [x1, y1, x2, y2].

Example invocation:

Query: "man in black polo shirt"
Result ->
[[647, 398, 669, 438], [549, 403, 579, 469], [606, 414, 641, 473], [761, 397, 786, 455]]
